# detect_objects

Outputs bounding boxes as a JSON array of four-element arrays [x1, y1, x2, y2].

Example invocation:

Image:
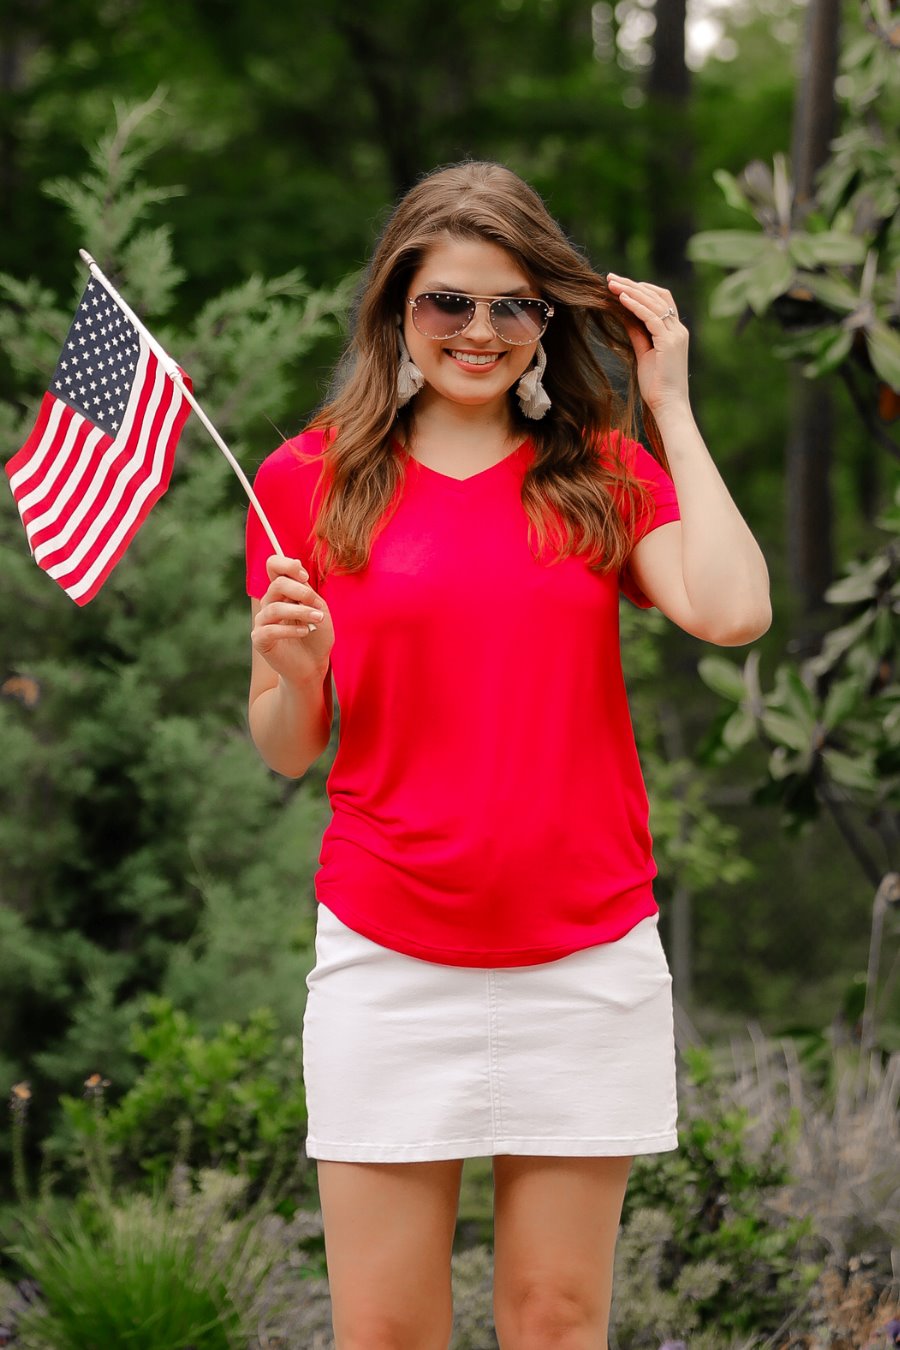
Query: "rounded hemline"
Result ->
[[305, 1132, 679, 1162]]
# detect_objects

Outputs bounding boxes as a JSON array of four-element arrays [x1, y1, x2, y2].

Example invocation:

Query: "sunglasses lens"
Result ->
[[490, 298, 549, 344], [412, 293, 475, 339]]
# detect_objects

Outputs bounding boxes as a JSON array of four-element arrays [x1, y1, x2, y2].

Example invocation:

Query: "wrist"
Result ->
[[279, 666, 330, 699], [647, 397, 696, 438]]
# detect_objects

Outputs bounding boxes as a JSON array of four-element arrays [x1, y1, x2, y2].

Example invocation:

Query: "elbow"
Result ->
[[706, 602, 773, 647]]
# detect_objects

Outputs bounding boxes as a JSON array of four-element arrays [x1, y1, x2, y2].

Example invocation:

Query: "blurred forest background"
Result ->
[[0, 0, 897, 1345]]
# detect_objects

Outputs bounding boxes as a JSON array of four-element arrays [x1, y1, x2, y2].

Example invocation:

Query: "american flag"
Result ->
[[4, 276, 191, 605]]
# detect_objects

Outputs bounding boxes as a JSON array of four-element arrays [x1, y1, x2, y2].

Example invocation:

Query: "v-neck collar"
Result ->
[[395, 437, 532, 485]]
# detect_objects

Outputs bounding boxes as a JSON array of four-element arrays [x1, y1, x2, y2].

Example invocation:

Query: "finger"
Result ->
[[265, 554, 310, 584], [257, 600, 326, 627], [607, 274, 677, 316], [263, 575, 319, 606], [251, 621, 317, 648], [613, 289, 673, 329]]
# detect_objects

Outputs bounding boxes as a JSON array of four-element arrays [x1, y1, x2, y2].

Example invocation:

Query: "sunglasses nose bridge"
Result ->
[[457, 298, 497, 340]]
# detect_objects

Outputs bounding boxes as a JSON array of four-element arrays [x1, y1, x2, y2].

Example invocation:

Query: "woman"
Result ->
[[245, 161, 771, 1350]]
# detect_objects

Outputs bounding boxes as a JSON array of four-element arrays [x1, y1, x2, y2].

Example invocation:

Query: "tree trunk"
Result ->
[[786, 0, 841, 623], [646, 0, 694, 303]]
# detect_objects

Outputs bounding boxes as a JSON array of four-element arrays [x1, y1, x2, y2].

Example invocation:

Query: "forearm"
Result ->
[[249, 670, 334, 778], [655, 401, 772, 640]]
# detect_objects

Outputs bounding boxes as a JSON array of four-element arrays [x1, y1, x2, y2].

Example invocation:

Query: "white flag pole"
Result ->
[[78, 249, 286, 561]]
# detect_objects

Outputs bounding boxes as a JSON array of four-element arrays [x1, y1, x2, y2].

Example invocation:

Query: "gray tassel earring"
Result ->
[[397, 324, 425, 406], [516, 341, 551, 420]]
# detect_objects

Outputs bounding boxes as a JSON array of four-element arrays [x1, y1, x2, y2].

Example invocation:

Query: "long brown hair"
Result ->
[[303, 161, 669, 578]]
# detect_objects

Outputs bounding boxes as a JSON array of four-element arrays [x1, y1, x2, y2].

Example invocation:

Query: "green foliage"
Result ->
[[615, 1046, 820, 1344], [2, 1157, 317, 1350], [696, 482, 900, 835], [8, 1193, 244, 1349], [0, 99, 342, 1193], [687, 12, 899, 395], [620, 604, 755, 896], [43, 997, 309, 1201]]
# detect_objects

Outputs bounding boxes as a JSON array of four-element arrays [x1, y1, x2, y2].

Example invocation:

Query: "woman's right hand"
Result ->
[[251, 555, 334, 687]]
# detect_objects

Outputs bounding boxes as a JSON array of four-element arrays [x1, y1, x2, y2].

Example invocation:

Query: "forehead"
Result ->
[[410, 234, 534, 293]]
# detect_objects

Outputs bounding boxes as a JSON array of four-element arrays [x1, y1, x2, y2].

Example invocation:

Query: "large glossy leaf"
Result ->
[[773, 666, 818, 726], [788, 232, 868, 267], [804, 328, 854, 377], [824, 555, 892, 603], [795, 270, 860, 313], [712, 169, 754, 217], [722, 706, 757, 751], [761, 709, 812, 752], [867, 321, 900, 392], [821, 748, 879, 792], [822, 675, 866, 730], [697, 654, 747, 703], [709, 267, 760, 319], [744, 249, 796, 315], [687, 230, 773, 268]]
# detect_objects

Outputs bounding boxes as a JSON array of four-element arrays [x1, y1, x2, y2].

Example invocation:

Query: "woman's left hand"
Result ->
[[606, 273, 690, 417]]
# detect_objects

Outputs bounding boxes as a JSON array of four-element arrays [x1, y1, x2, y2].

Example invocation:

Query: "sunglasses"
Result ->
[[407, 291, 554, 346]]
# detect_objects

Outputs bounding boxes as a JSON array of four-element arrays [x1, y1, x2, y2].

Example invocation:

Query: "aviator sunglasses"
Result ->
[[407, 291, 554, 346]]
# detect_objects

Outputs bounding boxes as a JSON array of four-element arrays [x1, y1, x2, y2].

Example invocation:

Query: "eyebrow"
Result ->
[[422, 281, 535, 296]]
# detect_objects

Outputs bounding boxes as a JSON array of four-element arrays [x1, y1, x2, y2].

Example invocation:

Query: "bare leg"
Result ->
[[491, 1154, 633, 1350], [317, 1157, 465, 1350]]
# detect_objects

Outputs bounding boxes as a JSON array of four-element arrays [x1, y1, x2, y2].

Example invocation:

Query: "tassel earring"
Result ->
[[516, 341, 551, 420], [396, 324, 425, 406]]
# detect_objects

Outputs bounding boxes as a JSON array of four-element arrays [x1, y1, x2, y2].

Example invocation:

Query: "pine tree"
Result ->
[[0, 95, 346, 1188]]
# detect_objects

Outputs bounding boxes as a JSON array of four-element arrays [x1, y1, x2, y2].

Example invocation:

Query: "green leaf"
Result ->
[[722, 707, 757, 752], [803, 328, 853, 377], [821, 676, 865, 730], [713, 169, 754, 217], [687, 230, 773, 268], [709, 268, 758, 319], [821, 748, 878, 792], [794, 270, 860, 313], [773, 666, 818, 725], [788, 232, 868, 267], [825, 555, 891, 603], [761, 710, 812, 752], [866, 321, 900, 392], [744, 249, 796, 315], [697, 655, 747, 703]]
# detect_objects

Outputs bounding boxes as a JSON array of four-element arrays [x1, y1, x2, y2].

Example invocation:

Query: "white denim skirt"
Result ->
[[302, 902, 679, 1162]]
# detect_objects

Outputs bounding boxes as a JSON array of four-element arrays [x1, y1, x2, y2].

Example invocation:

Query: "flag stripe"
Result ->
[[33, 342, 162, 565], [16, 406, 85, 515], [63, 385, 186, 603], [4, 274, 191, 604], [21, 416, 105, 544], [51, 371, 183, 596], [41, 352, 170, 574], [8, 397, 67, 496]]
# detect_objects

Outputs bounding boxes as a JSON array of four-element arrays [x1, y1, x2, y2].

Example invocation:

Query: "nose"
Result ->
[[462, 300, 498, 343]]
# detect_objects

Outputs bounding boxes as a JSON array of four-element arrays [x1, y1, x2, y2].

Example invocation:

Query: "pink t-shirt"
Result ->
[[246, 427, 680, 967]]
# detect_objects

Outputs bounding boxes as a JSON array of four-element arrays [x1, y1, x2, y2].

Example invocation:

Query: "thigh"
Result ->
[[317, 1158, 465, 1349], [491, 1155, 633, 1345]]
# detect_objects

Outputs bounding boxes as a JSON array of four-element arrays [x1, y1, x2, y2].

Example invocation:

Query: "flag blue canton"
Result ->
[[51, 279, 142, 438]]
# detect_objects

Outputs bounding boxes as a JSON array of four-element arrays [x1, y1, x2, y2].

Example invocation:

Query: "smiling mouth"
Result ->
[[446, 350, 505, 366]]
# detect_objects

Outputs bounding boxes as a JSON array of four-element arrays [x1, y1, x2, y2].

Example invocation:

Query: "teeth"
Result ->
[[450, 351, 501, 365]]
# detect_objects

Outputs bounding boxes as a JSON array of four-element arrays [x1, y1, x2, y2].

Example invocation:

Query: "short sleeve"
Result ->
[[245, 431, 326, 598], [612, 434, 681, 609]]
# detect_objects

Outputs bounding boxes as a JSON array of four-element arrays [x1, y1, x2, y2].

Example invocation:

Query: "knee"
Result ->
[[333, 1305, 452, 1350], [494, 1281, 605, 1350]]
